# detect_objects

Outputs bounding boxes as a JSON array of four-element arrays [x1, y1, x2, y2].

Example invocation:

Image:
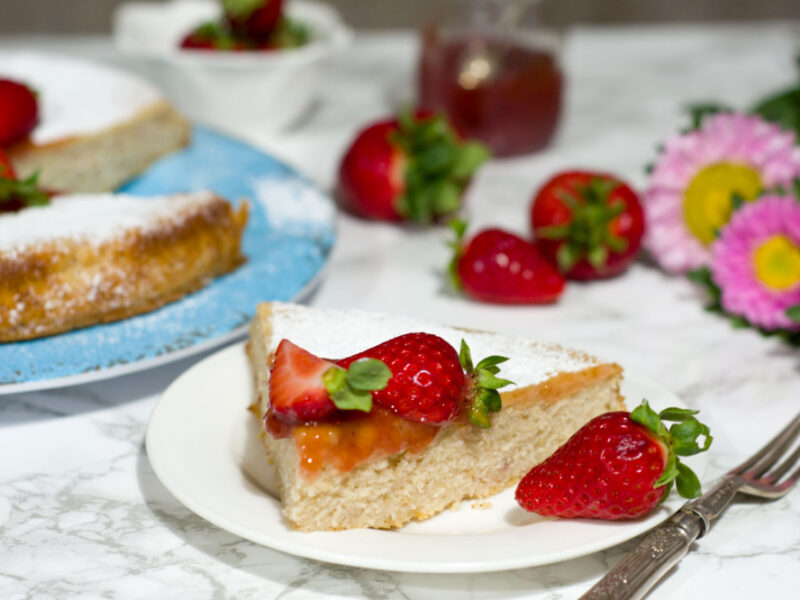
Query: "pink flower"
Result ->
[[710, 195, 800, 331], [645, 113, 800, 274]]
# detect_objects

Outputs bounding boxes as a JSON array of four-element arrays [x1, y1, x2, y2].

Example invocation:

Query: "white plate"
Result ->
[[147, 342, 707, 573]]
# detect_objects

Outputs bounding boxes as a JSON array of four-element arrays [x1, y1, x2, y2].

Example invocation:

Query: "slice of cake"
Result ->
[[0, 192, 247, 342], [248, 302, 624, 531], [1, 52, 190, 193]]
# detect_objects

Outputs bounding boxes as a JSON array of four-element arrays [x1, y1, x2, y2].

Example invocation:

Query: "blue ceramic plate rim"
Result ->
[[0, 126, 336, 394]]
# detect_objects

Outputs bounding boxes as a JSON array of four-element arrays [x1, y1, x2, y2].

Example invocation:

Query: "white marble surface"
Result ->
[[3, 24, 800, 599]]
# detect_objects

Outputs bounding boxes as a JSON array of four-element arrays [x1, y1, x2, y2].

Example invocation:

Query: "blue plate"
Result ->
[[0, 126, 336, 393]]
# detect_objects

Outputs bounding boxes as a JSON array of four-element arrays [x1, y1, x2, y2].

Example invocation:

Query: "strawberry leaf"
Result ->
[[654, 452, 679, 488], [475, 355, 509, 370], [630, 400, 669, 439], [346, 358, 392, 391], [329, 386, 373, 412], [0, 172, 51, 212], [675, 462, 702, 499], [458, 339, 474, 372], [477, 370, 513, 390], [658, 407, 699, 422], [451, 143, 490, 179], [669, 419, 712, 456]]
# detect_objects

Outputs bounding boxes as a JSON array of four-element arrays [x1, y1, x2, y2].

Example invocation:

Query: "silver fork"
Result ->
[[581, 410, 800, 600]]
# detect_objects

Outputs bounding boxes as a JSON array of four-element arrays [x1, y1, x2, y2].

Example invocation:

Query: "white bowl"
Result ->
[[113, 0, 352, 133]]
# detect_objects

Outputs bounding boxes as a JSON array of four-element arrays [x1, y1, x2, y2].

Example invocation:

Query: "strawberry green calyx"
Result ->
[[392, 111, 489, 225], [0, 171, 50, 213], [459, 339, 514, 428], [222, 0, 268, 18], [630, 400, 713, 500], [321, 357, 392, 413], [536, 177, 629, 272]]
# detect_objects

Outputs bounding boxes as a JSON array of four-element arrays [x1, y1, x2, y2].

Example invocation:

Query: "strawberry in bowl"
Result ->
[[338, 111, 489, 224], [531, 170, 645, 280]]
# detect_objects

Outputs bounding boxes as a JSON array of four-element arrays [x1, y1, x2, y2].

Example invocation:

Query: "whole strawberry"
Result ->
[[515, 401, 712, 520], [449, 220, 565, 304], [0, 79, 38, 147], [338, 333, 511, 426], [338, 111, 489, 224], [223, 0, 284, 39], [0, 148, 50, 214], [531, 170, 645, 280]]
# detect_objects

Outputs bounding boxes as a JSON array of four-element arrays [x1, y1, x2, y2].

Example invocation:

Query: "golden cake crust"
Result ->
[[0, 195, 247, 342]]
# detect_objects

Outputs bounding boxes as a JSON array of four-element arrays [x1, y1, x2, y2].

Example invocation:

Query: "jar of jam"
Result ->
[[418, 0, 563, 157]]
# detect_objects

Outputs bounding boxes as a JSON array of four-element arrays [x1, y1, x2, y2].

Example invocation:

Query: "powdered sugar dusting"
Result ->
[[0, 191, 216, 253], [0, 52, 162, 145], [267, 303, 602, 389], [254, 176, 336, 232]]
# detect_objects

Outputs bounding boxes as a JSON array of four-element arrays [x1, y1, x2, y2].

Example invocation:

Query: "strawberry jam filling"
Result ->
[[264, 406, 439, 479]]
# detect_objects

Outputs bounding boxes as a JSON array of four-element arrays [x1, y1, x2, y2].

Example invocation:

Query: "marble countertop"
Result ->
[[3, 24, 800, 599]]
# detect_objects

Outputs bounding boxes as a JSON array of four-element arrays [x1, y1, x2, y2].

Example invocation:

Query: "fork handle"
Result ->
[[579, 510, 705, 600]]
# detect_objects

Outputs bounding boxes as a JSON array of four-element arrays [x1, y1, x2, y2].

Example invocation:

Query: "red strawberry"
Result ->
[[515, 401, 712, 520], [268, 339, 392, 424], [449, 221, 565, 304], [223, 0, 284, 39], [338, 334, 512, 427], [531, 170, 645, 280], [0, 79, 38, 147], [338, 111, 489, 224]]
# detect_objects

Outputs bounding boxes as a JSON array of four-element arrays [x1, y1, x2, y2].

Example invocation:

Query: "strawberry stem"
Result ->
[[0, 171, 51, 213], [630, 400, 712, 500], [459, 339, 514, 428], [391, 111, 489, 225]]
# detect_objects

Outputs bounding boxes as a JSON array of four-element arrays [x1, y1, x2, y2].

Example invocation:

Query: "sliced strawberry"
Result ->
[[269, 339, 338, 423], [449, 221, 565, 304], [338, 111, 489, 224], [268, 339, 392, 424], [515, 401, 712, 520], [0, 79, 38, 147]]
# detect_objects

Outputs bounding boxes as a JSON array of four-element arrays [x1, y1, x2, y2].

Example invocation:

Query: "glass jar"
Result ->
[[418, 0, 563, 157]]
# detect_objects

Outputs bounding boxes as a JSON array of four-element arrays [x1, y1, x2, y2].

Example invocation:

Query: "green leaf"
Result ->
[[222, 0, 266, 18], [429, 181, 461, 216], [417, 141, 455, 176], [675, 462, 702, 499], [451, 142, 490, 179], [346, 358, 392, 391], [658, 407, 699, 422], [322, 365, 347, 393], [786, 305, 800, 323], [330, 386, 373, 412], [685, 102, 732, 130], [587, 245, 609, 269], [654, 452, 679, 488], [479, 388, 502, 413], [467, 398, 491, 429], [630, 400, 669, 439], [556, 243, 580, 272], [477, 370, 514, 390], [475, 355, 509, 370], [536, 224, 571, 240], [459, 339, 474, 372], [669, 419, 713, 456]]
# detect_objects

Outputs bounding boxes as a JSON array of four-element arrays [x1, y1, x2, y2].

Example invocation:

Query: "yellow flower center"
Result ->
[[753, 235, 800, 291], [683, 163, 762, 245]]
